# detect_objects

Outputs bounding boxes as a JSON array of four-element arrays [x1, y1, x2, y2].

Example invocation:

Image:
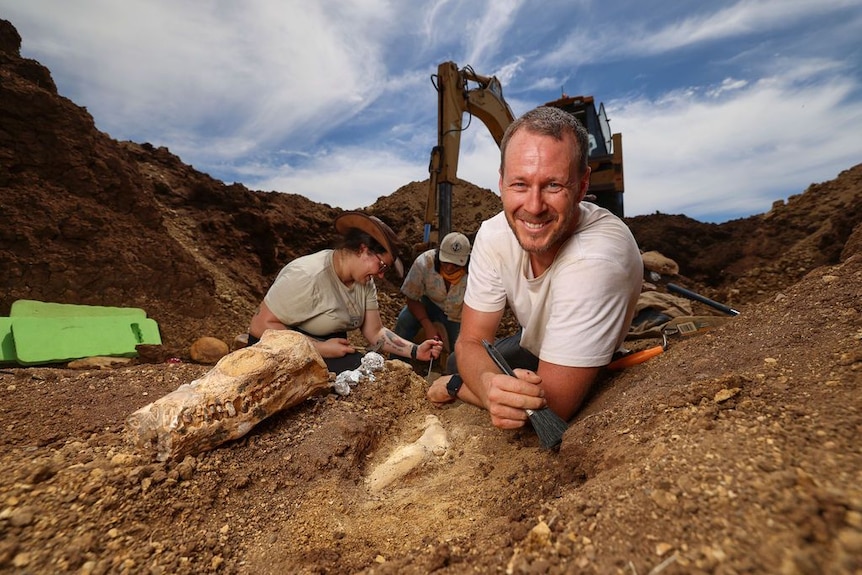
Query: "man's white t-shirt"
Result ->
[[465, 203, 642, 367]]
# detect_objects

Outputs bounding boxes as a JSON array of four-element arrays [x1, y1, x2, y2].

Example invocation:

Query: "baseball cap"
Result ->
[[439, 232, 471, 266]]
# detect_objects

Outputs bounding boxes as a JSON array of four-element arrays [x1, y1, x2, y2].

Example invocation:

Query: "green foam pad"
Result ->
[[10, 300, 147, 318], [0, 318, 16, 363], [10, 316, 161, 366]]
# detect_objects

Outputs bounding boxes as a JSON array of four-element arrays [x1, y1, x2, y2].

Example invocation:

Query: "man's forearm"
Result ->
[[455, 305, 505, 409], [454, 337, 496, 409]]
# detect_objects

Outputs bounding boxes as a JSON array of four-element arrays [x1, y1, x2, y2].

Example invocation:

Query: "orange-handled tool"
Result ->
[[607, 334, 667, 371]]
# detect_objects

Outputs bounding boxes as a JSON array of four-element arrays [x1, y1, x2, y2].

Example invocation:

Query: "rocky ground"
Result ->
[[2, 18, 862, 575]]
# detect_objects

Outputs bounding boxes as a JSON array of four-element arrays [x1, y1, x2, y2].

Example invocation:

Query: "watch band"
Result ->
[[446, 374, 463, 398]]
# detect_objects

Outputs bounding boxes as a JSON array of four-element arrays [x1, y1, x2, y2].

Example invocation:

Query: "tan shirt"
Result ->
[[264, 250, 378, 336]]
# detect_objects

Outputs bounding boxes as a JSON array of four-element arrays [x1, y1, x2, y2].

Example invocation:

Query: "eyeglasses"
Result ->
[[375, 254, 389, 274]]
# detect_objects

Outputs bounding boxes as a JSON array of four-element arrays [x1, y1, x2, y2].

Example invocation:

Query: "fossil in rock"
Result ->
[[125, 329, 331, 461]]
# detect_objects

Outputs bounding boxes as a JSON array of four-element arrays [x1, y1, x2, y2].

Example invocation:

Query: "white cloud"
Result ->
[[616, 70, 862, 220], [463, 0, 523, 67], [652, 0, 862, 50], [7, 0, 390, 154], [246, 145, 426, 209], [705, 78, 749, 98], [540, 0, 862, 65]]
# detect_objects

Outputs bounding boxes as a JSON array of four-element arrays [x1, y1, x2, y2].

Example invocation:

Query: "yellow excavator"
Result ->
[[424, 61, 625, 243]]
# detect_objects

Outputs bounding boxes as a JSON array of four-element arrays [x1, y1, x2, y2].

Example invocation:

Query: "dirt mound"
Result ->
[[2, 18, 862, 575]]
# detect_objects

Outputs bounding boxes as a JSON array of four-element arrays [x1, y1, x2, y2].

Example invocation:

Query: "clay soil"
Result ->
[[2, 19, 862, 575]]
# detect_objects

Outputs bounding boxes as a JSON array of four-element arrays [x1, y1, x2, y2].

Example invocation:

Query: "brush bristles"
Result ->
[[528, 407, 568, 449]]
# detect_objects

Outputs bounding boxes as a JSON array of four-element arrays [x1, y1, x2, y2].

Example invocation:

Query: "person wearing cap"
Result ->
[[393, 232, 471, 364], [247, 211, 443, 373]]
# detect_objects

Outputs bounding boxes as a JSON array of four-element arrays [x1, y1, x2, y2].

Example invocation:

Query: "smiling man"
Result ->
[[428, 106, 642, 430]]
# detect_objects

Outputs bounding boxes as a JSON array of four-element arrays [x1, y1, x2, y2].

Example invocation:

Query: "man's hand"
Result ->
[[427, 375, 456, 407], [484, 368, 547, 429]]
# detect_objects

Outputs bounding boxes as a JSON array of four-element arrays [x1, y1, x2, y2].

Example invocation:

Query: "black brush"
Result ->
[[482, 340, 568, 449]]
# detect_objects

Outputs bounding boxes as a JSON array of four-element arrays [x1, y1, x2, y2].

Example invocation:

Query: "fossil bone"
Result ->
[[365, 415, 450, 492], [125, 329, 331, 461]]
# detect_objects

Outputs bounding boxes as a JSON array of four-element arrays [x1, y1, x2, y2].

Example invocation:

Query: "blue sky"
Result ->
[[3, 0, 861, 223]]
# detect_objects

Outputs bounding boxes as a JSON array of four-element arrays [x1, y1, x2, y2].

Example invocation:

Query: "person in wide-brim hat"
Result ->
[[247, 211, 441, 373], [334, 211, 405, 279]]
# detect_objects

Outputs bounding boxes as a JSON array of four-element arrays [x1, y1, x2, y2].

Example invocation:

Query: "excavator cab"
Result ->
[[544, 95, 625, 218]]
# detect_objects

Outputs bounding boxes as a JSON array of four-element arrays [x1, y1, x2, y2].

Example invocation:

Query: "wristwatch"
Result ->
[[446, 374, 463, 398]]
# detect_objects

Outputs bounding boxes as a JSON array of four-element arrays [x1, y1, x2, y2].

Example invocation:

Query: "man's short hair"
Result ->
[[499, 106, 590, 174]]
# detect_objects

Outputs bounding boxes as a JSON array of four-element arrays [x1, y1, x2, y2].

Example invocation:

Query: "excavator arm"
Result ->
[[425, 61, 515, 242]]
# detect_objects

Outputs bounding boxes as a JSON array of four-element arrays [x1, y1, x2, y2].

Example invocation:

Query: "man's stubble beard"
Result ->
[[507, 198, 580, 256]]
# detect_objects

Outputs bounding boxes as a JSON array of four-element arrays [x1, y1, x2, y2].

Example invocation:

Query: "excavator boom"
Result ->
[[425, 62, 515, 242]]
